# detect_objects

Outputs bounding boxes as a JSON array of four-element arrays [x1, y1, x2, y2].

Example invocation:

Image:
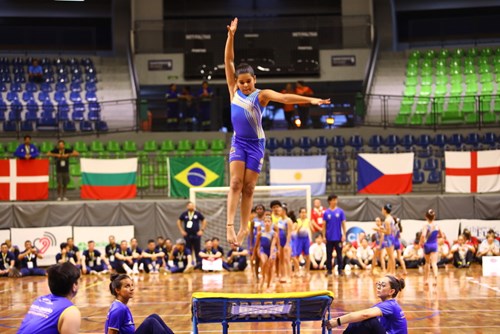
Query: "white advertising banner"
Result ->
[[73, 226, 135, 254], [11, 226, 72, 267], [0, 229, 11, 244]]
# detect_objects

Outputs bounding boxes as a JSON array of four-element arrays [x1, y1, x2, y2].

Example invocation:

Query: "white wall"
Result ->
[[135, 49, 371, 85]]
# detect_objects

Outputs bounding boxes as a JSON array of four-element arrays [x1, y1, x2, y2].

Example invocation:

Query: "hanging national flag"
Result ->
[[269, 156, 327, 196], [357, 153, 413, 194], [0, 159, 49, 201], [445, 150, 500, 193], [81, 158, 137, 200], [169, 156, 225, 197]]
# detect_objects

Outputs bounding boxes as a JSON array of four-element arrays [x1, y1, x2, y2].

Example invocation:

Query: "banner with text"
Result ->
[[11, 226, 72, 267]]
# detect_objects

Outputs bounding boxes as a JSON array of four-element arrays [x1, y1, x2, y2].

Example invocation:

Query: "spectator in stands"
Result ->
[[477, 232, 500, 264], [281, 83, 297, 129], [310, 198, 325, 234], [14, 135, 40, 160], [0, 242, 16, 277], [142, 239, 165, 274], [47, 140, 79, 201], [129, 238, 142, 274], [403, 241, 424, 269], [18, 263, 81, 334], [437, 237, 452, 268], [115, 240, 134, 275], [18, 240, 46, 276], [197, 80, 214, 131], [165, 83, 180, 130], [66, 237, 81, 265], [356, 238, 374, 268], [179, 85, 196, 130], [169, 238, 194, 273], [82, 240, 108, 275], [199, 239, 223, 271], [224, 243, 248, 271], [105, 235, 119, 273], [295, 81, 314, 128], [177, 201, 207, 269], [28, 59, 43, 83], [5, 239, 20, 269], [309, 234, 327, 270], [56, 243, 77, 265], [450, 235, 475, 268]]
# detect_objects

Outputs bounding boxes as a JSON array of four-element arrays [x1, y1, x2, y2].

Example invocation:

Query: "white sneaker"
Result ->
[[132, 268, 139, 275], [345, 264, 352, 272], [57, 197, 62, 201], [63, 197, 69, 201]]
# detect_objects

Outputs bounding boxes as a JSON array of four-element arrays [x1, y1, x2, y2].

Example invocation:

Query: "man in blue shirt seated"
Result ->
[[28, 59, 44, 83], [0, 243, 16, 277], [168, 238, 194, 273], [18, 262, 81, 334], [224, 243, 248, 272], [18, 240, 46, 277], [14, 135, 40, 160]]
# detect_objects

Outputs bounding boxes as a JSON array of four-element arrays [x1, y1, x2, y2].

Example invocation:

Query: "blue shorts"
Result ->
[[424, 243, 438, 255], [382, 236, 394, 249], [229, 136, 265, 173], [393, 238, 401, 250], [293, 236, 310, 257]]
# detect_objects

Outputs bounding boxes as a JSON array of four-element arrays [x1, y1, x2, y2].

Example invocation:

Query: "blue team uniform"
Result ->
[[277, 218, 289, 248], [248, 217, 264, 251], [229, 89, 266, 173], [374, 299, 408, 334], [105, 300, 135, 334], [82, 249, 107, 272], [18, 294, 76, 334], [323, 208, 345, 242], [0, 251, 15, 274], [14, 144, 40, 159], [292, 219, 311, 257], [171, 248, 191, 273], [260, 230, 275, 257], [424, 224, 439, 254]]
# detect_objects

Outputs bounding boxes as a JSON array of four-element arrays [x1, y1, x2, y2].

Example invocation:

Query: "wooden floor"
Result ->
[[0, 265, 499, 333]]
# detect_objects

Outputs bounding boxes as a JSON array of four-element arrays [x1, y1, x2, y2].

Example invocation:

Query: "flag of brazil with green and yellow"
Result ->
[[169, 156, 225, 197]]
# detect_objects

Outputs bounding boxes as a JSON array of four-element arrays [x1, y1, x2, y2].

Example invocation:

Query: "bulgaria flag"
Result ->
[[81, 158, 137, 200], [357, 153, 414, 194], [445, 150, 500, 193], [0, 159, 49, 201]]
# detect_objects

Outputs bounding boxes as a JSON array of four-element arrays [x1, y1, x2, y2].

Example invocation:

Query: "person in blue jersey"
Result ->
[[165, 83, 180, 130], [168, 238, 194, 274], [253, 214, 278, 291], [420, 209, 440, 286], [372, 217, 386, 271], [224, 17, 331, 246], [323, 194, 347, 276], [381, 204, 397, 275], [225, 243, 248, 271], [0, 242, 16, 277], [18, 240, 46, 277], [327, 275, 407, 334], [14, 135, 40, 160], [18, 262, 81, 334], [105, 274, 174, 334], [141, 239, 165, 274]]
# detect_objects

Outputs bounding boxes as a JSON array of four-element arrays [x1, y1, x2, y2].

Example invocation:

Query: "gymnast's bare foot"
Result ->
[[227, 224, 238, 246]]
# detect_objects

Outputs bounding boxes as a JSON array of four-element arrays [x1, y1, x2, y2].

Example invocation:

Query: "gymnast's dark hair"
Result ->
[[48, 262, 80, 297], [235, 63, 255, 77], [109, 274, 130, 297], [386, 275, 405, 298], [425, 209, 436, 221]]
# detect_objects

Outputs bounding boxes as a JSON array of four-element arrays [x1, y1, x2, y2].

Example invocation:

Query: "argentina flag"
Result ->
[[269, 156, 327, 196]]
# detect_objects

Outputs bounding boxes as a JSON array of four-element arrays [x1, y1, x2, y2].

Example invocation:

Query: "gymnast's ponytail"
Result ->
[[386, 275, 405, 298]]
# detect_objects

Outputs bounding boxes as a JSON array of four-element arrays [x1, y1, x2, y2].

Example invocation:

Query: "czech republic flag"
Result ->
[[357, 153, 414, 194]]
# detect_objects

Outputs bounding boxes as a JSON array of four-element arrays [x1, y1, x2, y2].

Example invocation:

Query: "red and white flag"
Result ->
[[0, 159, 49, 201], [445, 150, 500, 193]]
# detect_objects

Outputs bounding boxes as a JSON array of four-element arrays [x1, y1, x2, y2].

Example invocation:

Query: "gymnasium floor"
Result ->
[[0, 265, 498, 333]]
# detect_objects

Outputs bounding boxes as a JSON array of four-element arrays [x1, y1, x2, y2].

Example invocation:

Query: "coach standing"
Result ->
[[47, 140, 79, 201], [177, 201, 207, 268], [14, 135, 39, 160], [323, 194, 346, 276]]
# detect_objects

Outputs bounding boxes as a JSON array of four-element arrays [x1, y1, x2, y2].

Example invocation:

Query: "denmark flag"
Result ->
[[445, 150, 500, 193], [0, 159, 49, 201]]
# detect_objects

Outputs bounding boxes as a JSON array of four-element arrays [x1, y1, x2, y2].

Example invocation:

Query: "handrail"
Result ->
[[363, 30, 379, 99], [127, 30, 140, 132]]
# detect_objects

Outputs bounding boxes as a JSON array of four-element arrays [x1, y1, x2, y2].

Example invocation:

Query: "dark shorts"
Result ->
[[229, 136, 265, 173], [57, 171, 70, 187]]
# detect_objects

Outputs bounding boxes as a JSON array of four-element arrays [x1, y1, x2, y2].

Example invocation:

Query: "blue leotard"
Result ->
[[260, 229, 275, 257]]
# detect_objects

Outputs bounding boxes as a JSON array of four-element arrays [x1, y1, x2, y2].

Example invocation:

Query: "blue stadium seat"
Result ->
[[448, 133, 464, 149], [1, 73, 11, 83], [42, 101, 55, 113], [266, 138, 279, 154], [88, 109, 101, 121], [413, 159, 421, 170], [54, 91, 66, 102], [427, 170, 442, 184], [482, 132, 498, 148], [63, 121, 76, 132], [10, 82, 22, 92], [22, 91, 34, 102], [335, 160, 349, 172], [14, 75, 25, 83], [465, 133, 481, 149], [416, 146, 432, 158], [3, 121, 16, 131], [433, 134, 447, 149], [21, 121, 33, 132], [333, 149, 348, 161], [298, 136, 312, 154], [8, 110, 21, 121], [85, 91, 98, 102], [55, 82, 67, 92], [0, 99, 7, 113], [368, 135, 383, 151], [331, 135, 345, 149], [416, 134, 431, 148], [0, 109, 5, 122], [80, 120, 93, 132], [38, 91, 50, 102], [412, 170, 424, 184], [10, 100, 22, 113], [26, 100, 39, 113], [69, 91, 82, 103], [70, 81, 82, 92], [423, 158, 438, 171], [6, 91, 19, 102], [85, 81, 97, 92], [58, 100, 70, 113], [314, 136, 329, 154], [37, 117, 58, 131], [281, 137, 296, 155], [25, 110, 38, 122], [384, 134, 399, 150], [40, 82, 52, 93], [336, 173, 351, 185], [95, 121, 108, 132], [349, 135, 363, 151], [401, 134, 415, 150], [25, 82, 37, 92], [0, 82, 6, 92]]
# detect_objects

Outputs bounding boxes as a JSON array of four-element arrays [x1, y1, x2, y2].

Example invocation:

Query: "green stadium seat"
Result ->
[[39, 141, 54, 153], [435, 75, 449, 85], [406, 67, 418, 77], [157, 164, 168, 175], [394, 114, 407, 126], [481, 82, 494, 94], [0, 143, 4, 154], [479, 96, 493, 112], [465, 74, 478, 85], [405, 76, 418, 86], [465, 83, 478, 95], [481, 73, 493, 83], [464, 64, 475, 75], [494, 63, 500, 74], [415, 100, 429, 115], [483, 112, 496, 124], [136, 176, 150, 189], [7, 141, 19, 154], [80, 151, 92, 158], [434, 85, 448, 97], [114, 151, 127, 159], [438, 49, 449, 59], [436, 59, 446, 67], [479, 64, 491, 74], [463, 57, 475, 67], [402, 96, 414, 104], [123, 140, 137, 153], [399, 103, 413, 115], [409, 114, 424, 126], [450, 74, 463, 85], [73, 141, 88, 153], [494, 97, 500, 113], [424, 50, 436, 59], [403, 86, 417, 97], [425, 114, 439, 126], [156, 152, 168, 163], [90, 140, 104, 153], [210, 139, 226, 155], [194, 139, 209, 154], [420, 76, 432, 86], [154, 176, 168, 189], [419, 86, 432, 97], [435, 66, 447, 76], [69, 164, 81, 177], [441, 110, 463, 124], [481, 48, 492, 57], [409, 50, 421, 60], [461, 101, 475, 114], [143, 140, 158, 152], [160, 140, 175, 153], [137, 151, 149, 163], [177, 139, 192, 153], [465, 113, 478, 124], [452, 48, 464, 58], [450, 83, 463, 96], [96, 151, 110, 159], [141, 163, 154, 176], [106, 140, 121, 153], [478, 57, 489, 66], [420, 67, 433, 76]]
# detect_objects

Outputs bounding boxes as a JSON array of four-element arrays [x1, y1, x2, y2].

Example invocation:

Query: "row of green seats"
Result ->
[[406, 73, 499, 87], [409, 47, 500, 61], [403, 82, 495, 97], [394, 112, 498, 127]]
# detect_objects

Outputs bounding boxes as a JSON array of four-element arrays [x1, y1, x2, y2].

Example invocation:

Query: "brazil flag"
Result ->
[[169, 156, 225, 197]]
